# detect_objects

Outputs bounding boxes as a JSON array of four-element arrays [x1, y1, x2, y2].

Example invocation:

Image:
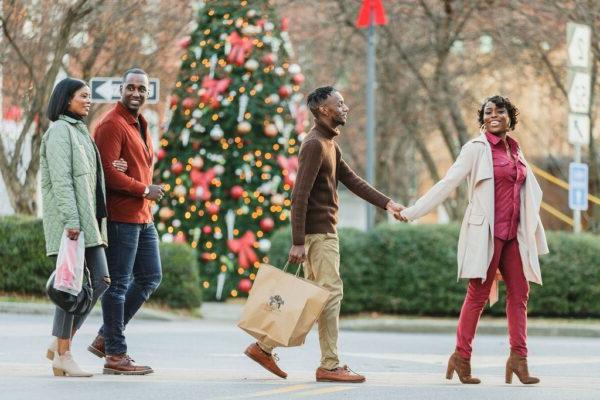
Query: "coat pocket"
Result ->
[[468, 214, 485, 225]]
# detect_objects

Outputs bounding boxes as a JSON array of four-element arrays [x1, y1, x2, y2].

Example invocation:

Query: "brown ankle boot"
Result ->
[[505, 351, 539, 384], [446, 351, 481, 384]]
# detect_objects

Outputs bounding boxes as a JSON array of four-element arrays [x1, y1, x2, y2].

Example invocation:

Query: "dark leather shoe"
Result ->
[[87, 335, 105, 358], [244, 343, 287, 379], [103, 354, 153, 375], [316, 365, 366, 383]]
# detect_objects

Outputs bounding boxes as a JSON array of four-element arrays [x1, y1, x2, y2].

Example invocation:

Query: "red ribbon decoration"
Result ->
[[190, 168, 216, 201], [200, 76, 231, 108], [227, 31, 253, 66], [277, 155, 299, 188], [356, 0, 388, 28], [227, 231, 258, 269]]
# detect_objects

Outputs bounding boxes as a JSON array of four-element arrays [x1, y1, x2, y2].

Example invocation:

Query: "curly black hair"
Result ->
[[477, 95, 519, 131], [307, 86, 336, 117]]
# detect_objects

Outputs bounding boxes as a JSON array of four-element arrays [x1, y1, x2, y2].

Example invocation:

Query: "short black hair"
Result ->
[[307, 86, 336, 117], [122, 67, 148, 83], [478, 95, 519, 130], [46, 78, 88, 122]]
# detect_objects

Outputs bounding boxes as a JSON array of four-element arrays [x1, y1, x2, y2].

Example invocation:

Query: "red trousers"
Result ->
[[455, 237, 530, 359]]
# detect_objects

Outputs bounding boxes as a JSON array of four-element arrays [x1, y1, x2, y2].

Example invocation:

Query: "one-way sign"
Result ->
[[569, 162, 589, 211], [90, 77, 159, 104]]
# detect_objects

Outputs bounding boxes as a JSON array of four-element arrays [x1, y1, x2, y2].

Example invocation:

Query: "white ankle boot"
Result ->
[[52, 351, 93, 377], [47, 338, 58, 360]]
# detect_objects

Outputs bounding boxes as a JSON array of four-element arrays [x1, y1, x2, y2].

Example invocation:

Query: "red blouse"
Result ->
[[486, 132, 527, 240]]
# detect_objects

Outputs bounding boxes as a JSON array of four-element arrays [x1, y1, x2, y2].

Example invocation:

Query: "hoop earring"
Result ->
[[479, 124, 486, 134]]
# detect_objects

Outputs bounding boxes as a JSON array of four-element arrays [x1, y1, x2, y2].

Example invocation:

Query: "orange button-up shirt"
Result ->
[[94, 102, 155, 224]]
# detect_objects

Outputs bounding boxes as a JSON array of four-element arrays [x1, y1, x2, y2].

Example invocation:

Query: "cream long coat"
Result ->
[[401, 134, 549, 285]]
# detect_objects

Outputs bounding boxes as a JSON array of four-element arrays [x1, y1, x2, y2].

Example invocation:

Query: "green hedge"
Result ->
[[268, 224, 600, 317], [0, 215, 202, 309]]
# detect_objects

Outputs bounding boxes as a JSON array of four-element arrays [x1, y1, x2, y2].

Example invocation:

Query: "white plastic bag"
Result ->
[[53, 231, 85, 295]]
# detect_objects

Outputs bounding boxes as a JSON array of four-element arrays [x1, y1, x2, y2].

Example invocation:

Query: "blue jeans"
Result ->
[[100, 222, 162, 355]]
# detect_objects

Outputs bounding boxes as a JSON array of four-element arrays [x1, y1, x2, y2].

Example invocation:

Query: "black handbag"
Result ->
[[46, 263, 94, 316]]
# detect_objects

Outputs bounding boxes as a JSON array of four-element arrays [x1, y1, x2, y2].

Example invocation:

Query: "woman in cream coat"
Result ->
[[400, 95, 548, 385]]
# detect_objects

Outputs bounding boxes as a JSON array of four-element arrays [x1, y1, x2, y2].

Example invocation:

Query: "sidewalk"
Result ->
[[0, 300, 184, 321], [3, 300, 600, 337], [201, 302, 600, 338]]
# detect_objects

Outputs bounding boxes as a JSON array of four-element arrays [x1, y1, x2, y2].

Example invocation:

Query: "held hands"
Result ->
[[146, 184, 166, 201], [112, 158, 128, 172], [288, 244, 307, 264], [386, 200, 408, 222]]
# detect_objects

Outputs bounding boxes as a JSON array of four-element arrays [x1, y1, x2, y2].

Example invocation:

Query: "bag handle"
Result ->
[[282, 261, 303, 277]]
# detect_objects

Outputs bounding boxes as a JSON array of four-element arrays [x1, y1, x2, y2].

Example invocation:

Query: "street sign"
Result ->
[[568, 113, 590, 145], [567, 22, 592, 69], [90, 77, 159, 104], [568, 71, 591, 113], [569, 162, 588, 211]]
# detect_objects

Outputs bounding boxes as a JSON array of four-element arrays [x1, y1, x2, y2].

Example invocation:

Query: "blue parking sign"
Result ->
[[569, 162, 588, 211]]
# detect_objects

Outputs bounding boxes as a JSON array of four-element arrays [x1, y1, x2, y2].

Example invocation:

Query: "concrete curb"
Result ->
[[0, 301, 185, 322], [339, 317, 600, 337], [4, 301, 600, 337]]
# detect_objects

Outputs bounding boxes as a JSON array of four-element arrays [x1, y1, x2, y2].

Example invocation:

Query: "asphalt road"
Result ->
[[1, 313, 599, 400]]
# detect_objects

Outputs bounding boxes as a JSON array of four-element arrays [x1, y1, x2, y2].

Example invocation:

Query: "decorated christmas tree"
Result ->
[[154, 0, 308, 300]]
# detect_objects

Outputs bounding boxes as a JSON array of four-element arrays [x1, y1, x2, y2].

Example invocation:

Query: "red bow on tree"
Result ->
[[227, 31, 253, 66], [190, 168, 216, 201], [227, 231, 258, 269], [200, 76, 231, 108], [277, 155, 299, 188]]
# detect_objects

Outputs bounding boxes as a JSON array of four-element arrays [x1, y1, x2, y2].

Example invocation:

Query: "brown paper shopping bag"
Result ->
[[237, 263, 330, 348]]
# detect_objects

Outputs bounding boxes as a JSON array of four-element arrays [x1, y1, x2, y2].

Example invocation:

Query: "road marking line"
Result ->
[[293, 386, 359, 397], [242, 384, 313, 397]]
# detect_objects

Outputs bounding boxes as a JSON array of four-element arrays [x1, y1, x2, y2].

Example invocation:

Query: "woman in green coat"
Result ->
[[40, 78, 127, 377]]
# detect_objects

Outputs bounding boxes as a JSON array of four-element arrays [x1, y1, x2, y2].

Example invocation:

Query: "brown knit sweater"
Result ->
[[291, 119, 391, 245]]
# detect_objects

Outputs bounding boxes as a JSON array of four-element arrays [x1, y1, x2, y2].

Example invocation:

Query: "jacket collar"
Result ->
[[58, 114, 84, 125], [115, 101, 147, 127], [313, 118, 340, 139]]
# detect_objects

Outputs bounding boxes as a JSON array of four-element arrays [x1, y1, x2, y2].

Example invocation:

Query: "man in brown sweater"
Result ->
[[245, 86, 405, 383]]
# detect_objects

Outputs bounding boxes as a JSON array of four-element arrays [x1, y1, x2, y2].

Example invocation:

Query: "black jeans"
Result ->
[[99, 222, 162, 355], [52, 245, 110, 339]]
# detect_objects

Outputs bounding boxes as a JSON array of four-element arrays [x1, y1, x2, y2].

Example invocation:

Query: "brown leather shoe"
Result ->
[[103, 354, 153, 375], [244, 343, 287, 379], [316, 365, 366, 383], [446, 352, 481, 384], [87, 335, 105, 358], [506, 351, 540, 384]]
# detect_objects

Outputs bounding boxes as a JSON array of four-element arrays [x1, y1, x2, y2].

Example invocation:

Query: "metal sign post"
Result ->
[[356, 0, 387, 231], [567, 22, 592, 233]]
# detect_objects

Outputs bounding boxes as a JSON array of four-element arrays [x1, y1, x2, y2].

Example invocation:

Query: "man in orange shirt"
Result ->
[[91, 68, 164, 375]]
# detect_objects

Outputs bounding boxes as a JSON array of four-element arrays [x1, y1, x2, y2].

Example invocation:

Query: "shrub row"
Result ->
[[0, 215, 202, 310], [268, 224, 600, 317]]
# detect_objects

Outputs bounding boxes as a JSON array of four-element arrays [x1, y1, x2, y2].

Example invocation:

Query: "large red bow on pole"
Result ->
[[227, 31, 253, 66], [277, 155, 299, 188], [227, 231, 258, 269], [190, 168, 216, 201], [356, 0, 388, 28], [200, 76, 231, 108]]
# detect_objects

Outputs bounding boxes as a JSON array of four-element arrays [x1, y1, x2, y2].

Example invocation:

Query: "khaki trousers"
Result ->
[[259, 233, 343, 370]]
